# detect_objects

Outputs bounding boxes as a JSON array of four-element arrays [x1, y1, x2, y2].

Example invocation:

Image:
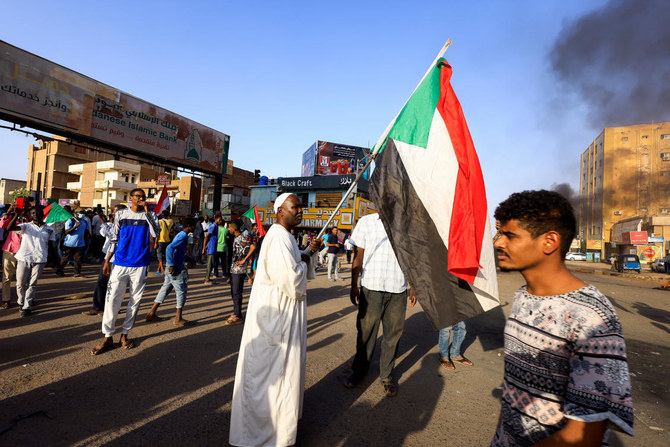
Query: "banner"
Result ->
[[0, 40, 229, 175]]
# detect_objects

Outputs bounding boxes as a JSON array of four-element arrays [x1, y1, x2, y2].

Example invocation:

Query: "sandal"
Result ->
[[440, 358, 455, 370], [121, 338, 135, 350], [225, 315, 244, 325], [1, 302, 10, 310], [145, 314, 164, 323], [382, 380, 397, 397], [91, 340, 113, 356], [453, 356, 473, 366]]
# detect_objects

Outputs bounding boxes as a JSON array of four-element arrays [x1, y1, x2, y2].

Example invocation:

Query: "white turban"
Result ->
[[274, 193, 295, 213]]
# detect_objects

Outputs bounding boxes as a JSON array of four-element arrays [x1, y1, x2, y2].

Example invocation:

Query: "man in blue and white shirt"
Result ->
[[144, 217, 197, 326], [90, 189, 159, 355], [344, 212, 415, 398]]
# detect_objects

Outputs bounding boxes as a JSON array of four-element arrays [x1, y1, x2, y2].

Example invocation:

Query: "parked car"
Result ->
[[652, 256, 670, 273], [612, 254, 641, 273], [565, 252, 587, 261]]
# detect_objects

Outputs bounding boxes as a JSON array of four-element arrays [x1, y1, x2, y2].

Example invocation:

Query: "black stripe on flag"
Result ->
[[370, 139, 485, 330]]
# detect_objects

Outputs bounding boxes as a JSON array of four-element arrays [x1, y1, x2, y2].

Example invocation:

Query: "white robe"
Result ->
[[229, 224, 316, 447]]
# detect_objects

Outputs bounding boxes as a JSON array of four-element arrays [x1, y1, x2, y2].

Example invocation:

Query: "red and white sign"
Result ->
[[623, 231, 647, 245], [156, 175, 171, 185]]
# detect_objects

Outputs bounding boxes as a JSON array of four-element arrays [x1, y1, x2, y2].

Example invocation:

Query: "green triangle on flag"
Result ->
[[45, 203, 73, 223]]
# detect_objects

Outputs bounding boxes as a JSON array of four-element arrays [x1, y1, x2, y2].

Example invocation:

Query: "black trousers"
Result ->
[[230, 273, 245, 317]]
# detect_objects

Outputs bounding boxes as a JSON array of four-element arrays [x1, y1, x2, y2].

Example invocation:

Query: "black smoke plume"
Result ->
[[551, 182, 580, 212], [550, 0, 670, 127]]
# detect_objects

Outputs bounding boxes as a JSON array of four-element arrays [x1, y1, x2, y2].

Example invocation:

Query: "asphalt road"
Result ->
[[0, 260, 668, 446]]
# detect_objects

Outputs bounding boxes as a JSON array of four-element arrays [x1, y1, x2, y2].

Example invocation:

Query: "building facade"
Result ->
[[0, 178, 27, 203], [27, 137, 114, 200], [580, 122, 670, 260]]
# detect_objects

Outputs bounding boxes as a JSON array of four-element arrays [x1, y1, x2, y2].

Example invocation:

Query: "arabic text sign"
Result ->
[[0, 40, 229, 175]]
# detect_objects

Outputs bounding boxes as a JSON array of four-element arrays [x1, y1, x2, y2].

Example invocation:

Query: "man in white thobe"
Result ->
[[230, 193, 321, 447]]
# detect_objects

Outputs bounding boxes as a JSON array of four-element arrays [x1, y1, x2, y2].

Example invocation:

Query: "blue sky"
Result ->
[[0, 0, 610, 210]]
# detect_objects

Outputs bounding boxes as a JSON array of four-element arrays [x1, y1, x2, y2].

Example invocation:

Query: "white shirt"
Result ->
[[91, 215, 103, 236], [15, 222, 56, 264], [350, 213, 407, 293]]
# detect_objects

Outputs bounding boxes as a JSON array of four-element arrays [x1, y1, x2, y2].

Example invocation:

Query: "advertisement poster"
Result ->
[[301, 143, 316, 177], [637, 244, 662, 263], [309, 141, 370, 178]]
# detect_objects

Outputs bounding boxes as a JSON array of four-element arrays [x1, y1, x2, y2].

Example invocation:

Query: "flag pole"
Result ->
[[315, 153, 378, 240], [313, 39, 453, 241]]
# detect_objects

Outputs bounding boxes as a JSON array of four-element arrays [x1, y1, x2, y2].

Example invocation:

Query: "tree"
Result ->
[[9, 186, 30, 203]]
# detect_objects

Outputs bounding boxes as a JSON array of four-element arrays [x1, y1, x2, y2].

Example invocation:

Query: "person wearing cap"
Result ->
[[229, 193, 322, 447]]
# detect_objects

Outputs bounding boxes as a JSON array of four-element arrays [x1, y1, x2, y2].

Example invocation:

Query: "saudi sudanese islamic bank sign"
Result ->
[[0, 40, 230, 175]]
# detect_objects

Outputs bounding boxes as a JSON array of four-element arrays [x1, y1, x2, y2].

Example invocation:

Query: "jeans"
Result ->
[[438, 321, 466, 359], [154, 267, 188, 308], [213, 251, 227, 277], [327, 253, 341, 280], [16, 261, 45, 310], [230, 273, 245, 318], [352, 287, 408, 381]]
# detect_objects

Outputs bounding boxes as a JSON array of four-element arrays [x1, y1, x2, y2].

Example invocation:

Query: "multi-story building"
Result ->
[[27, 137, 114, 200], [68, 160, 164, 209], [580, 122, 670, 260]]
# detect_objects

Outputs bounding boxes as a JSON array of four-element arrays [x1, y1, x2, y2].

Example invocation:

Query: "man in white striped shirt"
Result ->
[[343, 212, 415, 397]]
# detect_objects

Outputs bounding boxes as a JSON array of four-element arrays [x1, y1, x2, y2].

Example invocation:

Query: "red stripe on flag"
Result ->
[[254, 205, 266, 236], [154, 186, 168, 213], [437, 60, 487, 284]]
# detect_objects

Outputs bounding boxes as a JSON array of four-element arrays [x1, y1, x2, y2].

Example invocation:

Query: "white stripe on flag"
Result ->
[[393, 110, 459, 252]]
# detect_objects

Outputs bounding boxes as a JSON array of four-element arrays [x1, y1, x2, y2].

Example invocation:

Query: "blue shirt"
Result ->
[[166, 231, 189, 268], [110, 209, 159, 268], [64, 218, 87, 248], [206, 225, 218, 255]]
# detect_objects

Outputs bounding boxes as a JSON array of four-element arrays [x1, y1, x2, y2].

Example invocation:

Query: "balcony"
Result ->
[[67, 181, 82, 191]]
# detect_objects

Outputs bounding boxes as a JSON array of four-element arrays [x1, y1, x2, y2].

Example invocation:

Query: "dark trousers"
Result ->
[[230, 273, 245, 318], [90, 235, 105, 260], [213, 251, 227, 277], [351, 286, 408, 381], [346, 250, 352, 263], [92, 264, 109, 311], [59, 246, 84, 274]]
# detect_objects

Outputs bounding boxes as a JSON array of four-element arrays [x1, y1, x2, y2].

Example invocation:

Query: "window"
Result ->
[[621, 137, 629, 141], [661, 208, 670, 214], [661, 171, 670, 176], [662, 134, 670, 140], [642, 135, 649, 139], [662, 153, 670, 161]]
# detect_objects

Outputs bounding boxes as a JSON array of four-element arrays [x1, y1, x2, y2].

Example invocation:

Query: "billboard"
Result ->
[[301, 140, 370, 178], [622, 231, 647, 245], [301, 142, 316, 177], [0, 40, 229, 175]]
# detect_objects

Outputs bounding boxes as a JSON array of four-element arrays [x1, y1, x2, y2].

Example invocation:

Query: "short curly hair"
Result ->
[[494, 190, 576, 256]]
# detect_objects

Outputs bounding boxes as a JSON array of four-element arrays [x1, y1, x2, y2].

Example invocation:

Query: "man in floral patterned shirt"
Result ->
[[491, 190, 634, 446], [225, 221, 256, 325]]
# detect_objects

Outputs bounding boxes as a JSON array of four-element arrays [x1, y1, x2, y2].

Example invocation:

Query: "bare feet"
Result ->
[[120, 335, 135, 350], [91, 338, 113, 355], [145, 313, 163, 322], [173, 318, 195, 326]]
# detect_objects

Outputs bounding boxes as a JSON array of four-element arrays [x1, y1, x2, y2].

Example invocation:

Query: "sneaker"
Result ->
[[329, 278, 335, 282], [155, 271, 163, 276], [20, 308, 32, 317]]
